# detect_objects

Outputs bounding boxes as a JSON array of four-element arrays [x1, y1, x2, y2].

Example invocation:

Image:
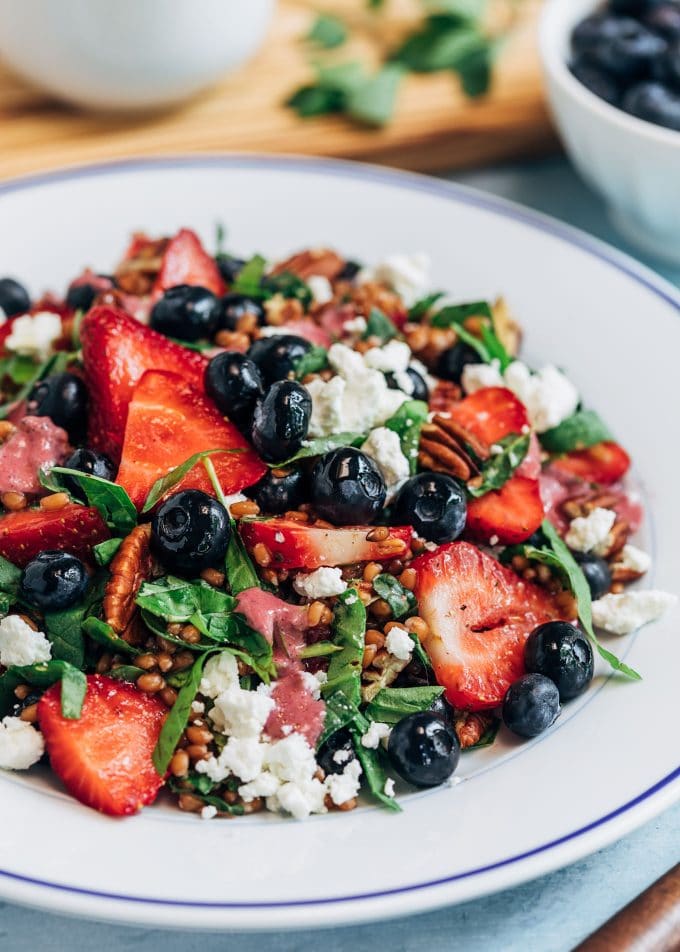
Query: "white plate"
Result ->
[[0, 156, 678, 931]]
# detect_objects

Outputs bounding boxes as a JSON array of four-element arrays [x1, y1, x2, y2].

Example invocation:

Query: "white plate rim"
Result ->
[[0, 153, 679, 930]]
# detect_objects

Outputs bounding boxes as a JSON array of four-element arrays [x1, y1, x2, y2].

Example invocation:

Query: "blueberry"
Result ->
[[150, 285, 220, 342], [20, 551, 88, 611], [525, 621, 594, 701], [623, 80, 680, 128], [251, 380, 311, 464], [0, 277, 30, 317], [611, 0, 653, 14], [215, 255, 247, 285], [394, 653, 431, 688], [247, 334, 311, 386], [62, 448, 116, 499], [317, 728, 356, 776], [502, 674, 561, 739], [385, 367, 429, 402], [249, 467, 307, 514], [310, 447, 386, 525], [570, 58, 622, 104], [204, 352, 264, 428], [65, 283, 97, 312], [27, 372, 88, 443], [217, 293, 265, 332], [652, 39, 680, 87], [335, 260, 362, 282], [151, 489, 230, 573], [644, 3, 680, 40], [429, 693, 456, 727], [574, 552, 612, 600], [391, 473, 467, 544], [591, 22, 667, 81], [437, 342, 480, 385], [571, 14, 636, 58], [387, 712, 460, 787]]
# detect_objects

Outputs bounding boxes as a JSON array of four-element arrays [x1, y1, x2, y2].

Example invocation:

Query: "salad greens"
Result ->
[[0, 660, 86, 719], [46, 467, 137, 536], [539, 409, 612, 455], [372, 574, 417, 620], [365, 685, 444, 725], [362, 307, 399, 343], [384, 399, 429, 474], [153, 653, 212, 775], [325, 588, 367, 706], [141, 449, 242, 514], [293, 345, 329, 380], [467, 433, 530, 498], [278, 432, 364, 467]]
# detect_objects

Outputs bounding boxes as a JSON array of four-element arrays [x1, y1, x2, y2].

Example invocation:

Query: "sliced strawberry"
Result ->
[[153, 228, 225, 298], [550, 441, 630, 485], [449, 387, 529, 445], [413, 542, 567, 710], [116, 370, 266, 509], [466, 475, 544, 545], [0, 504, 109, 567], [240, 518, 412, 570], [38, 675, 166, 816], [80, 305, 208, 462]]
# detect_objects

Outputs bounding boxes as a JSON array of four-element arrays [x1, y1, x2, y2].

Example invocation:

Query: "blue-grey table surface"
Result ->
[[2, 156, 678, 952]]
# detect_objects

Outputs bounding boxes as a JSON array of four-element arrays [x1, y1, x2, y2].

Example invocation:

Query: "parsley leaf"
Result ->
[[294, 345, 329, 379]]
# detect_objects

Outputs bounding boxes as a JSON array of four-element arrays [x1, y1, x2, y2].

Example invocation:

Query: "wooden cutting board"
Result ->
[[0, 0, 558, 181]]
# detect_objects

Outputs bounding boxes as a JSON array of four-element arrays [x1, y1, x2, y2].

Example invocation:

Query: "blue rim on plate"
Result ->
[[0, 154, 678, 914]]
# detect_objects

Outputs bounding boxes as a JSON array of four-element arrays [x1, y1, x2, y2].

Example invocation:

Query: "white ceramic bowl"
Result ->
[[0, 0, 275, 111], [539, 0, 680, 265]]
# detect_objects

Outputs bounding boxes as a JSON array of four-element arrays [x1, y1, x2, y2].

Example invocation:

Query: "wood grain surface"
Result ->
[[0, 0, 558, 180]]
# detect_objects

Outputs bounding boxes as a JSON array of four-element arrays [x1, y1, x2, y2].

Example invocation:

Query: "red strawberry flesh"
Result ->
[[153, 228, 225, 298], [0, 504, 109, 567]]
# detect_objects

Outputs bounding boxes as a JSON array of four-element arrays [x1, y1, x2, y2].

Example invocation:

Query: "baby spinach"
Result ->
[[372, 574, 417, 619], [362, 307, 399, 343], [0, 660, 86, 719], [307, 13, 348, 49], [141, 448, 242, 514], [467, 433, 530, 498], [262, 271, 313, 309], [408, 291, 445, 322], [384, 399, 429, 474], [42, 574, 108, 669], [299, 641, 343, 659], [326, 588, 366, 707], [167, 775, 245, 816], [0, 554, 21, 616], [49, 467, 137, 535], [82, 617, 141, 656], [278, 432, 364, 467], [294, 345, 329, 380], [430, 300, 493, 327], [316, 690, 359, 750], [136, 577, 236, 624], [365, 685, 444, 725], [226, 527, 260, 595], [92, 537, 122, 567], [153, 653, 212, 775], [539, 410, 612, 455], [230, 254, 267, 297]]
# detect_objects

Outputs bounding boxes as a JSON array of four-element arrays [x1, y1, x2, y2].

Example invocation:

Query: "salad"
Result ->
[[0, 229, 674, 820]]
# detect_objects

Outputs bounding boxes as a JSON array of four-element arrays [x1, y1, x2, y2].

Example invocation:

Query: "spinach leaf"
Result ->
[[262, 271, 313, 309], [299, 641, 343, 659], [316, 690, 358, 749], [200, 611, 275, 683], [372, 574, 417, 619], [452, 322, 492, 363], [167, 775, 245, 816], [293, 345, 329, 380], [347, 61, 404, 126], [539, 410, 612, 455], [326, 588, 366, 706], [49, 467, 137, 535], [306, 13, 347, 49], [365, 685, 444, 725], [153, 653, 211, 775], [430, 300, 493, 326], [106, 665, 145, 683], [230, 255, 268, 297], [409, 632, 433, 674], [82, 616, 141, 656], [361, 307, 399, 342], [384, 399, 429, 474], [43, 574, 107, 669], [479, 322, 512, 371], [93, 537, 122, 567], [226, 527, 260, 595], [464, 717, 500, 750], [0, 660, 86, 719], [278, 432, 364, 467], [349, 723, 401, 811], [141, 448, 243, 514], [0, 554, 21, 615], [408, 292, 445, 322], [467, 433, 530, 498], [0, 353, 40, 385], [136, 577, 235, 624]]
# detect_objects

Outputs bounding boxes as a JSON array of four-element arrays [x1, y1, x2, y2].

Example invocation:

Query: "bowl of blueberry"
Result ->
[[540, 0, 680, 264]]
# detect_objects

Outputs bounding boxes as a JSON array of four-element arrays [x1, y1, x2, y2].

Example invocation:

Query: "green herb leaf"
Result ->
[[408, 292, 446, 321], [293, 345, 329, 379], [467, 432, 530, 498], [456, 39, 494, 97], [347, 64, 404, 127], [136, 577, 235, 624], [49, 467, 137, 535], [0, 554, 21, 616], [141, 448, 242, 514], [452, 322, 492, 362], [349, 723, 401, 811], [365, 685, 444, 724], [287, 84, 345, 117], [479, 322, 512, 371], [262, 271, 313, 309], [326, 588, 366, 706], [539, 410, 611, 455], [430, 300, 493, 327], [277, 432, 364, 467], [393, 17, 485, 73], [306, 13, 348, 49], [361, 307, 399, 343], [82, 616, 141, 656], [316, 689, 358, 749], [372, 574, 417, 619], [153, 653, 211, 775], [42, 575, 108, 669], [226, 527, 260, 596], [384, 399, 429, 474], [106, 665, 145, 683], [93, 537, 122, 567], [167, 774, 245, 816], [231, 254, 267, 297], [409, 632, 433, 673], [0, 353, 41, 385], [0, 660, 86, 719]]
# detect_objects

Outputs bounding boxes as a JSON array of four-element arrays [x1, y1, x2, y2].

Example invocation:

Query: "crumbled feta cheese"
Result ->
[[565, 508, 616, 556], [201, 805, 217, 820], [257, 325, 289, 337], [0, 615, 52, 667], [361, 721, 392, 749], [393, 370, 415, 395], [363, 340, 411, 374], [332, 748, 351, 765], [307, 274, 334, 305], [191, 700, 205, 714], [5, 311, 62, 361], [300, 670, 327, 701], [489, 534, 500, 546], [358, 253, 431, 307], [344, 593, 358, 605], [385, 625, 414, 661], [199, 651, 240, 699], [293, 566, 347, 600], [592, 590, 677, 635], [343, 316, 368, 336], [408, 357, 436, 394], [324, 758, 362, 806], [238, 770, 282, 801], [384, 777, 396, 798], [271, 778, 327, 820], [461, 360, 504, 394], [0, 716, 44, 770], [360, 427, 410, 502], [615, 544, 652, 575], [489, 443, 503, 456], [208, 685, 275, 739]]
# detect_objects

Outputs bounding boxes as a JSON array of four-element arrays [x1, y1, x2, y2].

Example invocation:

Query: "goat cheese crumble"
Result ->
[[0, 614, 52, 667], [592, 590, 677, 635], [385, 626, 414, 661], [363, 340, 411, 374], [565, 508, 616, 556], [361, 721, 392, 749], [360, 426, 410, 502], [293, 566, 347, 599], [5, 311, 62, 361], [615, 544, 652, 575], [0, 716, 45, 770], [358, 253, 431, 307], [307, 274, 334, 305]]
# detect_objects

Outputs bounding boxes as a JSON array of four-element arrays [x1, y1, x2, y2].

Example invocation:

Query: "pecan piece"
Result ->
[[103, 524, 156, 637], [114, 236, 168, 295], [419, 415, 488, 481], [453, 711, 494, 750], [271, 248, 345, 281], [348, 280, 406, 322], [263, 294, 305, 326]]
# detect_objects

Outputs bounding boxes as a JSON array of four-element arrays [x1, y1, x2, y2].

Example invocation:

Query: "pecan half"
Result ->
[[271, 248, 345, 281], [103, 524, 157, 638], [419, 414, 488, 482], [453, 711, 494, 750]]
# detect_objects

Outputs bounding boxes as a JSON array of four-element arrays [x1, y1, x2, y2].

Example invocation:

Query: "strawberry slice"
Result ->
[[550, 441, 630, 485], [413, 542, 567, 710], [80, 305, 208, 462], [38, 675, 166, 816], [240, 518, 412, 570], [116, 369, 266, 509], [466, 476, 545, 545], [0, 504, 109, 567], [449, 387, 529, 445], [153, 228, 225, 298]]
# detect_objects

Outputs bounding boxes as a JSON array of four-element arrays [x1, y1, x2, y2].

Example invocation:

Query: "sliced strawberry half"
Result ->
[[466, 476, 545, 545], [0, 504, 109, 567], [38, 675, 167, 816], [550, 441, 630, 486], [449, 386, 529, 445], [240, 518, 412, 570], [116, 369, 266, 509], [153, 228, 225, 298], [80, 305, 208, 462], [413, 542, 567, 710]]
